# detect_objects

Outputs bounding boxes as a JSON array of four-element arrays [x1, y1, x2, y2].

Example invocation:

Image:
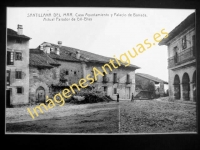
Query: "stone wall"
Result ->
[[29, 66, 59, 104]]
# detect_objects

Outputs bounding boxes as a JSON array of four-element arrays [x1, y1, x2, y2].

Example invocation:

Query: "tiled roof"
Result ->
[[30, 49, 60, 68], [39, 42, 140, 69], [136, 73, 168, 84], [159, 12, 195, 45], [7, 28, 31, 40]]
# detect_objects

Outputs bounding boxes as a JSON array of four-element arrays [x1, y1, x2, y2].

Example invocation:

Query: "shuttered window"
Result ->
[[16, 70, 22, 79], [15, 52, 22, 60], [7, 51, 14, 65]]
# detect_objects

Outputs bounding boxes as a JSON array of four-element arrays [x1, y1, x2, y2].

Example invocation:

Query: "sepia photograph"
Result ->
[[5, 7, 196, 134]]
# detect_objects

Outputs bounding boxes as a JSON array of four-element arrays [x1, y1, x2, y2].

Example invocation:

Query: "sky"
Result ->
[[7, 7, 195, 82]]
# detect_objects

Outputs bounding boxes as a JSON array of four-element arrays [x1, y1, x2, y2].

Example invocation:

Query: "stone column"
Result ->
[[190, 82, 194, 101], [180, 83, 183, 101]]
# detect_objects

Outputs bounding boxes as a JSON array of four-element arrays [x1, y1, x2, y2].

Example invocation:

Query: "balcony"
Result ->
[[168, 46, 195, 68]]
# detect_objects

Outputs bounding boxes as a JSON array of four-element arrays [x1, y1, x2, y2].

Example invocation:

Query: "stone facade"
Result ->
[[159, 12, 196, 101], [6, 25, 30, 107], [35, 41, 139, 101], [85, 62, 136, 100], [29, 66, 59, 104]]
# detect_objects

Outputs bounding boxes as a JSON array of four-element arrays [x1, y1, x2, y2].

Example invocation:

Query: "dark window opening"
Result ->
[[15, 52, 22, 60], [74, 71, 77, 75], [127, 74, 130, 83], [113, 73, 117, 83], [17, 87, 23, 94], [103, 86, 107, 92], [66, 70, 69, 75], [16, 71, 22, 79]]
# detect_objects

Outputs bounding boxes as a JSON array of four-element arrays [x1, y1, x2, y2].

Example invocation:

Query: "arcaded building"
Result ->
[[6, 25, 31, 107], [159, 12, 196, 101]]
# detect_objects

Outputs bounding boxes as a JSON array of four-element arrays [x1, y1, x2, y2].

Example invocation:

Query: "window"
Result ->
[[15, 52, 22, 60], [127, 74, 130, 83], [7, 70, 10, 86], [103, 72, 107, 82], [173, 46, 178, 63], [113, 73, 117, 83], [74, 71, 77, 75], [16, 71, 22, 79], [114, 88, 117, 94], [7, 51, 14, 65], [182, 35, 187, 49], [103, 86, 107, 92], [66, 70, 69, 75], [17, 87, 23, 94]]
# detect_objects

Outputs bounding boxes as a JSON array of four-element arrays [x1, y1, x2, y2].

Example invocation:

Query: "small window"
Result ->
[[103, 86, 107, 92], [127, 74, 130, 82], [114, 88, 117, 94], [15, 52, 22, 60], [7, 70, 10, 86], [74, 71, 77, 75], [16, 71, 22, 79], [182, 35, 187, 49], [7, 51, 14, 65], [66, 70, 69, 75], [113, 73, 117, 83], [17, 87, 23, 94]]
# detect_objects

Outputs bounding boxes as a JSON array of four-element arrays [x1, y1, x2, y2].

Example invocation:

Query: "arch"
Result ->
[[36, 86, 45, 103], [173, 74, 180, 99], [29, 82, 49, 104], [182, 73, 190, 100]]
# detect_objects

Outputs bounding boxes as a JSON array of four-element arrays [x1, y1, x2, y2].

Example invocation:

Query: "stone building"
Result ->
[[159, 12, 196, 101], [29, 48, 60, 104], [6, 25, 31, 107], [135, 73, 168, 98], [36, 41, 140, 101]]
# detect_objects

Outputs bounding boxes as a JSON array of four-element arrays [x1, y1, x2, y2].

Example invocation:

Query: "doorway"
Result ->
[[36, 86, 45, 103], [182, 73, 190, 101], [6, 90, 11, 107], [125, 87, 130, 99]]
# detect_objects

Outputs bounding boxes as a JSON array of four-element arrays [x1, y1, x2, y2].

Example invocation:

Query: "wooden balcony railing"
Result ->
[[168, 46, 195, 68]]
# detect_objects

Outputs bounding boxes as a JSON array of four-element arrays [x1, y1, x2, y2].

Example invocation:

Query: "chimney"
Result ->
[[76, 51, 81, 59], [58, 41, 62, 47], [56, 47, 60, 55], [39, 45, 44, 51], [17, 24, 23, 35]]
